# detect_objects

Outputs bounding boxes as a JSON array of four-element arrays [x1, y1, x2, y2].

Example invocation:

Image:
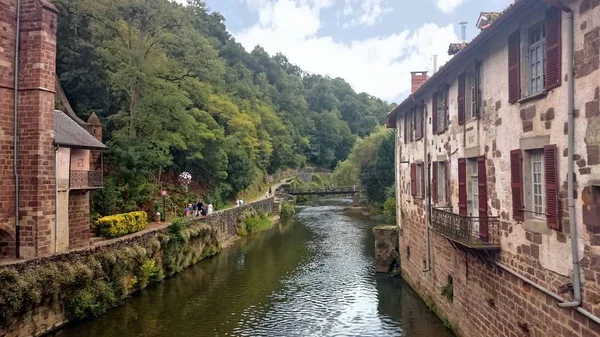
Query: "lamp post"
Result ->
[[161, 190, 167, 221]]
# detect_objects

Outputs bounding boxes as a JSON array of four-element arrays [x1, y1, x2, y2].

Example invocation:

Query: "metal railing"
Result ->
[[70, 170, 103, 189], [430, 207, 500, 248], [284, 186, 361, 195]]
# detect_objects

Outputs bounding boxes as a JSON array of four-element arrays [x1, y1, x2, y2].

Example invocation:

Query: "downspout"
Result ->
[[13, 0, 21, 259], [556, 5, 582, 309], [423, 103, 431, 272]]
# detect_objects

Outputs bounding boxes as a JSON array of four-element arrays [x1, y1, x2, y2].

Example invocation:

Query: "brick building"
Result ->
[[387, 0, 600, 336], [0, 0, 104, 259]]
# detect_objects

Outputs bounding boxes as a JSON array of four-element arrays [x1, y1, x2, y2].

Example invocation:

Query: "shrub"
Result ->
[[382, 197, 396, 224], [96, 211, 148, 238], [245, 212, 272, 233], [280, 203, 295, 219]]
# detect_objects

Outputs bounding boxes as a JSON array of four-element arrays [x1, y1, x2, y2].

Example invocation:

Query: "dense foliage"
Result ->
[[332, 128, 395, 207], [54, 0, 391, 214]]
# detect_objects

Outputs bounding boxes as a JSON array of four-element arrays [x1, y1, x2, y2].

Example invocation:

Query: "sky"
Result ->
[[181, 0, 514, 104]]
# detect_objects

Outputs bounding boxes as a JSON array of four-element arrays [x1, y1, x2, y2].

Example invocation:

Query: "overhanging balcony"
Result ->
[[431, 207, 501, 250], [70, 170, 103, 190]]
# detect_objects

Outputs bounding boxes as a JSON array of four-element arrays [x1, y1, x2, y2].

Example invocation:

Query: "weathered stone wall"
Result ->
[[373, 226, 399, 273], [395, 1, 600, 336], [67, 190, 90, 249], [0, 197, 274, 337]]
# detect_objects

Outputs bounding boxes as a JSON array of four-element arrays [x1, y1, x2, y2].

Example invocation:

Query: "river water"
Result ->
[[51, 199, 454, 337]]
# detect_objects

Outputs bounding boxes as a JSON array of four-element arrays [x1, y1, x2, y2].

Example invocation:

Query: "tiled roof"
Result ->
[[55, 110, 106, 149]]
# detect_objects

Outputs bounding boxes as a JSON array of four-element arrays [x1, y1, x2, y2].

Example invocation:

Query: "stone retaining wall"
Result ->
[[0, 197, 274, 337]]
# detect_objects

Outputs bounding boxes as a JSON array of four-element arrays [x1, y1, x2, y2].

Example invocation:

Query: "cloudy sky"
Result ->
[[191, 0, 514, 104]]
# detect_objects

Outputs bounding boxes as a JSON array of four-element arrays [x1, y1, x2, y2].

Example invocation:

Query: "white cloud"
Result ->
[[340, 0, 392, 27], [434, 0, 465, 13], [236, 0, 457, 102]]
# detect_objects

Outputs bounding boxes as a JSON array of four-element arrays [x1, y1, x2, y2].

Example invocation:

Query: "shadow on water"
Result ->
[[51, 197, 454, 337]]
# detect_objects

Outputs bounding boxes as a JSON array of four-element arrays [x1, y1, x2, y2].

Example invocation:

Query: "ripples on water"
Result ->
[[51, 198, 454, 337]]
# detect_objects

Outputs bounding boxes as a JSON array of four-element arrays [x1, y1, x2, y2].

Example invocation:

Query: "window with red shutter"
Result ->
[[458, 73, 466, 125], [510, 149, 524, 221], [432, 162, 438, 204], [545, 7, 562, 90], [410, 163, 416, 196], [508, 30, 521, 103], [477, 156, 489, 240], [432, 93, 438, 134], [544, 145, 560, 230], [458, 158, 467, 215]]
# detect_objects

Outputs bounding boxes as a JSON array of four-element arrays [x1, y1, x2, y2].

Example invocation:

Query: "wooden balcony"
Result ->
[[70, 170, 103, 190], [431, 207, 501, 250]]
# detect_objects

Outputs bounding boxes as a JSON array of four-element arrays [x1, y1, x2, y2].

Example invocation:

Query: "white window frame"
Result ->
[[529, 22, 546, 95], [530, 150, 546, 219], [468, 159, 478, 216], [416, 163, 423, 198], [470, 68, 479, 119], [438, 161, 446, 204], [436, 91, 446, 133]]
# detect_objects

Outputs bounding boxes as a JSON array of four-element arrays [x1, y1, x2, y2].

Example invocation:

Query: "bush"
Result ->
[[280, 203, 295, 219], [96, 211, 148, 238], [382, 197, 396, 224]]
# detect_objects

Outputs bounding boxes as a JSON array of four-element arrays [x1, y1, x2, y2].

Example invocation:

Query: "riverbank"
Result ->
[[0, 197, 276, 337]]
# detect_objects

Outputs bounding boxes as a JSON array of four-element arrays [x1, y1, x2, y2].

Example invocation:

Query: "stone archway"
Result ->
[[0, 228, 15, 259]]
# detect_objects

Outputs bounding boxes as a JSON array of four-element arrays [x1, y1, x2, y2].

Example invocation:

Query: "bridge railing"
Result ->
[[283, 186, 361, 195]]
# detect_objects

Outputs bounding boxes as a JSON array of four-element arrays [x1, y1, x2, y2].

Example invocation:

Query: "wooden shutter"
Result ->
[[410, 163, 416, 196], [508, 30, 521, 103], [403, 115, 408, 144], [478, 156, 489, 240], [432, 93, 438, 133], [458, 73, 466, 125], [475, 67, 481, 117], [445, 161, 450, 203], [510, 149, 524, 221], [458, 158, 467, 216], [421, 164, 425, 198], [545, 145, 560, 230], [545, 7, 562, 90], [432, 162, 438, 204]]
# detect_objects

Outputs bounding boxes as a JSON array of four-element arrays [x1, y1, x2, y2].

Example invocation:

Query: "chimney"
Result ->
[[433, 55, 438, 74], [460, 22, 468, 43], [411, 71, 429, 93]]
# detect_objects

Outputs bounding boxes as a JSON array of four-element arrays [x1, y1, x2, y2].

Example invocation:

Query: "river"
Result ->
[[51, 199, 455, 337]]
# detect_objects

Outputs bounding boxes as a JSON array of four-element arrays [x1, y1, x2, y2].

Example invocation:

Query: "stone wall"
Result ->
[[373, 226, 399, 273], [68, 190, 90, 249], [0, 197, 274, 337]]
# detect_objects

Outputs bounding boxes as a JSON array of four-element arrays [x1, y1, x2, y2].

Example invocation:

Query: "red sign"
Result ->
[[161, 190, 168, 196]]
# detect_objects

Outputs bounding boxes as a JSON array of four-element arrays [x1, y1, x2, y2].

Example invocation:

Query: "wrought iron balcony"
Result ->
[[431, 207, 501, 250], [70, 170, 103, 189]]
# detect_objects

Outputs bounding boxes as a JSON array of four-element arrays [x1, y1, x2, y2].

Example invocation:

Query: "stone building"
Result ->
[[0, 0, 104, 259], [386, 0, 600, 336]]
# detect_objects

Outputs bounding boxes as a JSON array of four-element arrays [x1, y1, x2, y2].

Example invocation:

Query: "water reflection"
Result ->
[[51, 198, 454, 337]]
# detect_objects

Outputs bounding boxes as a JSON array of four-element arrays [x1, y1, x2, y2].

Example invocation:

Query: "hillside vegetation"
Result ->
[[54, 0, 392, 212]]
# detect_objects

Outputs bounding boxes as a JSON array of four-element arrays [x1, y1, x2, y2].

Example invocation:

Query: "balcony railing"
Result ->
[[431, 207, 501, 249], [70, 170, 103, 189]]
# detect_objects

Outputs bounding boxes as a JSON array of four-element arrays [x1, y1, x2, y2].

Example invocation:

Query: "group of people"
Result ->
[[185, 201, 213, 217]]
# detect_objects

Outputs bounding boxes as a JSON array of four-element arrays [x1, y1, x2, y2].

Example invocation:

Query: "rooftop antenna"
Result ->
[[460, 22, 468, 43]]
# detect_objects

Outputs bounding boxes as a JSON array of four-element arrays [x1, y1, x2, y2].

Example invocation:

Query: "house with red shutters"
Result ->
[[0, 0, 104, 260], [386, 0, 600, 335]]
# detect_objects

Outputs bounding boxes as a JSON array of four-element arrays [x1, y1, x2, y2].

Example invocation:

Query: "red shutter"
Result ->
[[432, 93, 438, 133], [478, 156, 489, 240], [432, 162, 438, 204], [545, 7, 562, 90], [458, 158, 467, 216], [458, 73, 466, 125], [545, 145, 560, 230], [510, 149, 524, 221], [508, 30, 521, 103], [421, 164, 425, 198], [410, 163, 416, 196]]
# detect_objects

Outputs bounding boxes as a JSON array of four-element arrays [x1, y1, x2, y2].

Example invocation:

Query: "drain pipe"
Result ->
[[555, 5, 581, 309], [423, 103, 431, 272], [13, 0, 22, 259]]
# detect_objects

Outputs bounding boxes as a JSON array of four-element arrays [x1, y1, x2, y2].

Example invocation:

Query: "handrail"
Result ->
[[430, 207, 500, 247]]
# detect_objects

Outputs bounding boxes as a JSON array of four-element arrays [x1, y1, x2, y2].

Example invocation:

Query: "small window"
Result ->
[[414, 106, 423, 140], [416, 163, 424, 198], [436, 91, 446, 132], [529, 22, 546, 95], [468, 159, 479, 216], [526, 149, 546, 219], [438, 161, 446, 203]]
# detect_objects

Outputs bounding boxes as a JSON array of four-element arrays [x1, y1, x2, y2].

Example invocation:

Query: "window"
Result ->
[[433, 90, 448, 133], [510, 145, 560, 229], [416, 163, 424, 198], [529, 22, 546, 95], [414, 106, 424, 140], [404, 111, 414, 143], [461, 68, 481, 122], [468, 159, 479, 216], [527, 150, 546, 219], [470, 68, 480, 119], [411, 163, 425, 199], [438, 161, 446, 204]]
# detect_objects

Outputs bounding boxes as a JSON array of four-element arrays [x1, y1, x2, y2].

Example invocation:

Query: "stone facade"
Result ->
[[388, 1, 600, 336], [67, 190, 90, 248]]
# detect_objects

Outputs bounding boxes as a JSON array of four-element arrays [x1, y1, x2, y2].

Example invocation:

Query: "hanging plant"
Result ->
[[178, 171, 192, 186]]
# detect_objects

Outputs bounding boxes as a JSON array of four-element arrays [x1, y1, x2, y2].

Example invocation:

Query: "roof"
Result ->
[[55, 110, 106, 149], [87, 112, 102, 126], [386, 0, 535, 128]]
